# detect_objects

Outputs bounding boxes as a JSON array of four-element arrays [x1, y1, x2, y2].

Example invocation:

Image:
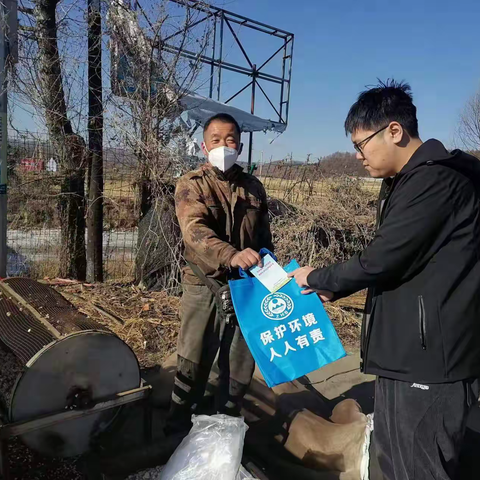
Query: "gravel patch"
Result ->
[[0, 346, 24, 409], [126, 465, 164, 480]]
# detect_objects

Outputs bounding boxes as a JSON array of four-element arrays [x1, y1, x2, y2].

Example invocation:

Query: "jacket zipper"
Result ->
[[418, 295, 427, 350], [361, 179, 395, 370]]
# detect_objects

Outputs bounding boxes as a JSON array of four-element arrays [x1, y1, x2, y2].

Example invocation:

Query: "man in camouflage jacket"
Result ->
[[167, 113, 273, 432]]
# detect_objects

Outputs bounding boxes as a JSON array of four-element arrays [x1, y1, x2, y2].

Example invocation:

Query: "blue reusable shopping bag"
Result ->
[[229, 256, 346, 387]]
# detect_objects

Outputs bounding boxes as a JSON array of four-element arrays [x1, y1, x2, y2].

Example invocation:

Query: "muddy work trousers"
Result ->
[[168, 283, 255, 428]]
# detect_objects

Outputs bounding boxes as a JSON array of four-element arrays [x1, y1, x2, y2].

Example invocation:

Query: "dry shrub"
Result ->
[[104, 258, 135, 282], [104, 196, 137, 230], [271, 177, 378, 348], [272, 176, 377, 268], [29, 258, 61, 279]]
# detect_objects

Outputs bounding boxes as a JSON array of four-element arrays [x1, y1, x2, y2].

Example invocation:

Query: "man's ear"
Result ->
[[238, 143, 243, 156], [388, 122, 404, 145], [201, 142, 209, 157]]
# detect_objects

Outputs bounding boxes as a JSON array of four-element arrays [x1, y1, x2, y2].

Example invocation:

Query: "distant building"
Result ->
[[20, 158, 45, 172]]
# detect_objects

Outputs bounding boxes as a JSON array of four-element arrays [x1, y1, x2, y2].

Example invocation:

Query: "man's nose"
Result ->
[[356, 151, 364, 161]]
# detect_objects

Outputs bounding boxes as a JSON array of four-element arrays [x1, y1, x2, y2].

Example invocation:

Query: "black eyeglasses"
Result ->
[[353, 125, 389, 155]]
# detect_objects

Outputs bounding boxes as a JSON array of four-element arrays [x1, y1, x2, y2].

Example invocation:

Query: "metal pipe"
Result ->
[[279, 39, 287, 122], [163, 13, 213, 43], [248, 66, 257, 170], [224, 17, 253, 68], [224, 81, 253, 105], [160, 43, 284, 84], [257, 36, 293, 73], [285, 36, 294, 124], [209, 14, 216, 98], [168, 0, 294, 37], [225, 19, 289, 39], [0, 386, 151, 439], [255, 80, 284, 124], [217, 13, 224, 101]]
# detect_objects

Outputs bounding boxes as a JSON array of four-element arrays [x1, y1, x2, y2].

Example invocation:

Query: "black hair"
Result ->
[[344, 79, 419, 138], [203, 113, 241, 137]]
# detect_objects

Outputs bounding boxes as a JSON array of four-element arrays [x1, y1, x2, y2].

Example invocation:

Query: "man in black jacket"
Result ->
[[289, 80, 480, 480]]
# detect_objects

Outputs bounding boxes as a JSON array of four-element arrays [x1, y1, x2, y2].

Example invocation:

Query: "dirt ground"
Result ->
[[54, 281, 364, 367], [0, 280, 364, 479], [54, 281, 181, 369], [0, 281, 181, 479]]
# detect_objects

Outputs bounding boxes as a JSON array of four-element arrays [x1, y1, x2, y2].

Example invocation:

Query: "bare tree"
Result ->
[[14, 0, 88, 279], [106, 0, 210, 290], [107, 0, 210, 211], [10, 0, 210, 284], [458, 89, 480, 152]]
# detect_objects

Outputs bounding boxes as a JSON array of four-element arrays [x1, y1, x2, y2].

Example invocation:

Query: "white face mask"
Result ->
[[205, 146, 239, 172]]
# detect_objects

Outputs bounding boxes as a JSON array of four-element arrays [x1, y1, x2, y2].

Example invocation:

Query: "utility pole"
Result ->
[[86, 0, 104, 282]]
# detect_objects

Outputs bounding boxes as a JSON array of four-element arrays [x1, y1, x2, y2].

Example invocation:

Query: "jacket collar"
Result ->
[[201, 162, 244, 182], [400, 139, 451, 175]]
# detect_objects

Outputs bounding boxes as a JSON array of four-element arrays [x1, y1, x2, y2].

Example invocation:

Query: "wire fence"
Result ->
[[7, 131, 138, 280], [6, 131, 381, 281]]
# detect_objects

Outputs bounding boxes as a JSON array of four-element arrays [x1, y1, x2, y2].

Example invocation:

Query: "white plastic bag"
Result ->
[[360, 413, 374, 480], [236, 465, 256, 479], [160, 414, 248, 480]]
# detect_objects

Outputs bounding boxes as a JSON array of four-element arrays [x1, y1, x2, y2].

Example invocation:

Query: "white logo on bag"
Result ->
[[261, 292, 294, 320]]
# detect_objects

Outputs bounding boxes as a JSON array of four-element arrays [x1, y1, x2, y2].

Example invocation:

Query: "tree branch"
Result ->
[[19, 7, 35, 15]]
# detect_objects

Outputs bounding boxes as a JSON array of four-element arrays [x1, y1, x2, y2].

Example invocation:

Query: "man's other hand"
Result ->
[[288, 266, 315, 287], [288, 267, 334, 302], [230, 248, 263, 270]]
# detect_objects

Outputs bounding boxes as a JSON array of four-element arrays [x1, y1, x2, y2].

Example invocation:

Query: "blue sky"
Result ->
[[12, 0, 480, 163], [221, 0, 480, 161]]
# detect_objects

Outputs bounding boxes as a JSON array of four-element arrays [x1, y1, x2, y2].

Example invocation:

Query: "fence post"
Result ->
[[0, 3, 8, 278], [86, 0, 104, 282]]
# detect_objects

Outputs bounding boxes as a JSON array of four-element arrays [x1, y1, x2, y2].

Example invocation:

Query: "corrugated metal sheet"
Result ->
[[3, 278, 107, 336], [0, 296, 54, 364]]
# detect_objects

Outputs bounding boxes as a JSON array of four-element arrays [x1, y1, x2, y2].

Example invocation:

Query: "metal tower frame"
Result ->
[[159, 0, 294, 167]]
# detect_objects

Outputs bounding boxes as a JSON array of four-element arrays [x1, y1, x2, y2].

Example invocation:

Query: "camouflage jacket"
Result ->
[[175, 162, 273, 285]]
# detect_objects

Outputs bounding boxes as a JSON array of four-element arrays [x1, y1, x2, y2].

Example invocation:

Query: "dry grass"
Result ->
[[103, 178, 136, 200], [53, 279, 364, 363], [27, 257, 136, 282], [56, 282, 181, 368], [104, 196, 137, 229], [260, 175, 381, 206], [29, 258, 62, 280], [326, 292, 366, 349]]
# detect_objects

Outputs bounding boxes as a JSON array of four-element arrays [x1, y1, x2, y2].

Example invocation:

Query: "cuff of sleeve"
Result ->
[[223, 246, 240, 268], [306, 268, 323, 290], [307, 268, 353, 302]]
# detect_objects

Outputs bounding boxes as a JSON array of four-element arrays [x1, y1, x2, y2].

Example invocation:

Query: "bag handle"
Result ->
[[238, 248, 277, 278]]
